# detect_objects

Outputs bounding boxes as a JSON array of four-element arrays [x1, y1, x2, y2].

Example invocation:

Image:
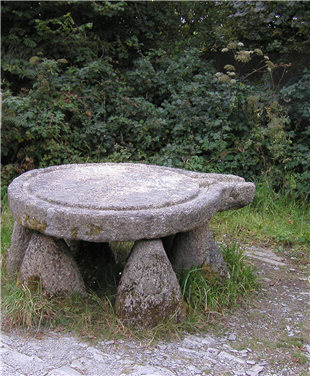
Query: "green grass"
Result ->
[[211, 181, 310, 263], [179, 243, 258, 316], [1, 181, 309, 339], [2, 279, 133, 339]]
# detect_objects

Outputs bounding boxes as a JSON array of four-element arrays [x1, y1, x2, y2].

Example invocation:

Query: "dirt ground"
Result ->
[[210, 244, 310, 375]]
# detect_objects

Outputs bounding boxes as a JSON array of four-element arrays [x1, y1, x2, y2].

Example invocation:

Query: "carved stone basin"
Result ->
[[8, 163, 255, 242], [7, 163, 255, 328]]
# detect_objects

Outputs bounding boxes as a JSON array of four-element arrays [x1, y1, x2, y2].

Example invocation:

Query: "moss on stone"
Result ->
[[70, 227, 79, 239], [23, 214, 47, 232], [85, 224, 101, 237]]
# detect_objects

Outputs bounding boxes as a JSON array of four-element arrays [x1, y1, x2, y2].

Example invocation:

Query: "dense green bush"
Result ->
[[2, 47, 310, 200], [279, 71, 310, 198], [1, 1, 309, 200]]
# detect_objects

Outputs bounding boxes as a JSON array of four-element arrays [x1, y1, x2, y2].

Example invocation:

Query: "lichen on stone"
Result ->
[[85, 223, 101, 237], [23, 214, 47, 233]]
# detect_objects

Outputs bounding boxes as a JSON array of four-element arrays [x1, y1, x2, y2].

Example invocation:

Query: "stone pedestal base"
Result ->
[[7, 224, 86, 296], [169, 223, 229, 279], [20, 232, 87, 296], [115, 239, 186, 329], [6, 222, 34, 277], [7, 220, 229, 327]]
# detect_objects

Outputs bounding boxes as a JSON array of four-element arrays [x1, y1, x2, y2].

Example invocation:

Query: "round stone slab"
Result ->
[[8, 163, 255, 242], [25, 163, 200, 211]]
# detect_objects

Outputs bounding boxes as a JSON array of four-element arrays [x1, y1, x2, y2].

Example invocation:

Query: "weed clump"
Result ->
[[179, 244, 258, 316]]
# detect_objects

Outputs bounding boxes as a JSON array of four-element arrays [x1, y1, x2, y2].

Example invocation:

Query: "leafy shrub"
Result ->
[[2, 44, 310, 200], [278, 71, 310, 199]]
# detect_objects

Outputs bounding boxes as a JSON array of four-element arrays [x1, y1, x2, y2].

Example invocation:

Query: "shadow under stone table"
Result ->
[[7, 163, 255, 328]]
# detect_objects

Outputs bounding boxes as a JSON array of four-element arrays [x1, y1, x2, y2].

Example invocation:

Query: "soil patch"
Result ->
[[212, 245, 310, 375]]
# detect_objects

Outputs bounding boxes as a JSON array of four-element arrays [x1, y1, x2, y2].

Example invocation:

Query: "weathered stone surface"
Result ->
[[8, 163, 255, 242], [170, 223, 229, 278], [115, 239, 186, 328], [20, 232, 86, 295], [6, 222, 34, 277]]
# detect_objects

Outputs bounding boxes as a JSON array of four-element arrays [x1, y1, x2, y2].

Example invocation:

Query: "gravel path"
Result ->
[[1, 246, 310, 376]]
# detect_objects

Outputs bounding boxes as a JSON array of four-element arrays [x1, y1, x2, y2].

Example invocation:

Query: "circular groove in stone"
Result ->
[[26, 164, 200, 211]]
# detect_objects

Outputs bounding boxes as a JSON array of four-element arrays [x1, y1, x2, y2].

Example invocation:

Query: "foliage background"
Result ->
[[2, 1, 310, 201]]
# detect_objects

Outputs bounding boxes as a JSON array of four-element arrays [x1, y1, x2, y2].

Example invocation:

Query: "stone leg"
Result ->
[[6, 222, 34, 277], [115, 239, 186, 329], [20, 232, 87, 296], [170, 223, 229, 279]]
